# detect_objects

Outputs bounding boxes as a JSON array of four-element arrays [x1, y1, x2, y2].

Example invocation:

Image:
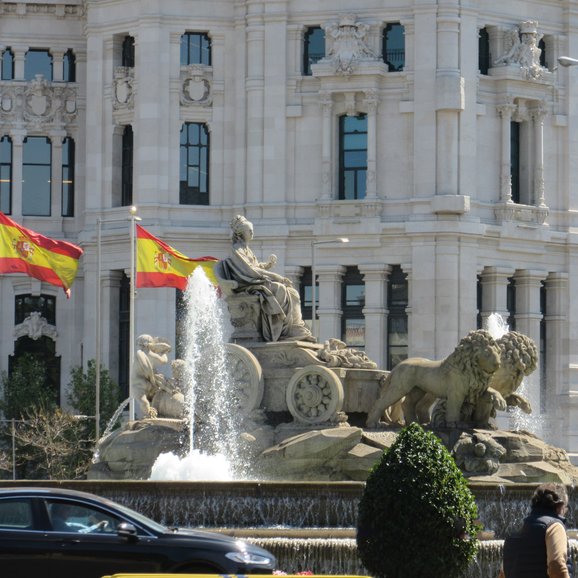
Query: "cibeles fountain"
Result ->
[[85, 215, 578, 575], [89, 215, 578, 488]]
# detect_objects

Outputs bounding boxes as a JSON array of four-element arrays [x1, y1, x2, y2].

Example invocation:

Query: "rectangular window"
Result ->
[[479, 27, 490, 75], [118, 272, 130, 399], [61, 137, 74, 217], [510, 121, 520, 204], [341, 267, 365, 348], [0, 136, 12, 214], [1, 48, 14, 80], [507, 277, 516, 331], [540, 281, 546, 412], [387, 265, 408, 370], [180, 32, 211, 66], [24, 49, 53, 81], [63, 49, 76, 82], [339, 114, 367, 200], [180, 122, 210, 205], [303, 27, 325, 76], [382, 23, 405, 72], [22, 136, 51, 216], [122, 36, 135, 68], [121, 125, 133, 206], [299, 266, 313, 331], [15, 294, 56, 325]]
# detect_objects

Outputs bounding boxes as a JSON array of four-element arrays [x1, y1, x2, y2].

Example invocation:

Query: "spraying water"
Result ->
[[150, 267, 243, 481], [484, 313, 542, 436]]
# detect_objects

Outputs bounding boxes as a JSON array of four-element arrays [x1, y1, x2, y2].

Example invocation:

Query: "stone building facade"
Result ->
[[1, 0, 578, 456]]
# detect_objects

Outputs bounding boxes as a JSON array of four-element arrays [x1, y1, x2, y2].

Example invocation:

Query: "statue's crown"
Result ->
[[230, 215, 248, 230], [520, 20, 538, 35]]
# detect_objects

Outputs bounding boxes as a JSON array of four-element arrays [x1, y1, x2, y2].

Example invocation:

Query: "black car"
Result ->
[[0, 487, 276, 577]]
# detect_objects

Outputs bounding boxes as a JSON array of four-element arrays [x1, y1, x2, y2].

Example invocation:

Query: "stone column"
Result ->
[[50, 132, 65, 217], [12, 45, 27, 80], [319, 91, 333, 201], [364, 90, 378, 200], [435, 236, 459, 356], [245, 2, 265, 211], [544, 272, 568, 447], [317, 265, 345, 344], [359, 264, 390, 368], [531, 103, 547, 207], [479, 266, 514, 329], [9, 131, 24, 218], [210, 32, 226, 207], [497, 103, 517, 203], [514, 269, 547, 419], [52, 50, 64, 82], [100, 270, 123, 382]]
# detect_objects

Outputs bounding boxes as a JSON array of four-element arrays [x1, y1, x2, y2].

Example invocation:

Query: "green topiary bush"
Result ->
[[356, 422, 480, 578]]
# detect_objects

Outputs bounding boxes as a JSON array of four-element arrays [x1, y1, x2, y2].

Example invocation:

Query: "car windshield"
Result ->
[[97, 499, 167, 533]]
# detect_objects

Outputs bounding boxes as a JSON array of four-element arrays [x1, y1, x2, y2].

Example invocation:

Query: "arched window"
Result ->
[[24, 49, 53, 81], [478, 27, 491, 75], [122, 36, 135, 68], [63, 49, 76, 82], [382, 23, 405, 72], [303, 27, 325, 75], [180, 32, 211, 66]]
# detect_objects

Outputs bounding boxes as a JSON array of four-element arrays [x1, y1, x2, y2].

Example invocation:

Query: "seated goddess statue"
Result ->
[[218, 215, 315, 343]]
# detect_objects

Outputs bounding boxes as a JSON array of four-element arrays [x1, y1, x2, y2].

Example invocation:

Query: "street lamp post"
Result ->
[[96, 207, 141, 441], [311, 238, 349, 340]]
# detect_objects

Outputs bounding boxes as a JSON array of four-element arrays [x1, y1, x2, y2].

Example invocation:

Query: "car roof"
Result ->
[[0, 487, 118, 507]]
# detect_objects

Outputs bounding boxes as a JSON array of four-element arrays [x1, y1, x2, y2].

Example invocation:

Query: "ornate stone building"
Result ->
[[1, 0, 578, 457]]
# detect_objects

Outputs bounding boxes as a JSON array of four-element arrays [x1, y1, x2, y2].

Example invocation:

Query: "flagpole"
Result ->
[[95, 208, 139, 442], [128, 206, 141, 421]]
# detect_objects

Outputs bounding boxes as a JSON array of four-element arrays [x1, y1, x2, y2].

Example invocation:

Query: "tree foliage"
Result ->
[[0, 354, 57, 418], [67, 359, 121, 438], [356, 423, 480, 578]]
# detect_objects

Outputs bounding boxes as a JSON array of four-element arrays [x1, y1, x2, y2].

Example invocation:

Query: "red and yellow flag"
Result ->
[[136, 225, 218, 290], [0, 212, 83, 297]]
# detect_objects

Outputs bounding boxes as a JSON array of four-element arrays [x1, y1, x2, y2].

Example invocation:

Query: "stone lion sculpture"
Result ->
[[472, 331, 538, 426], [366, 330, 505, 428]]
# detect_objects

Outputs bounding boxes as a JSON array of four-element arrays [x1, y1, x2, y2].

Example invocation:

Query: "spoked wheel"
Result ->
[[224, 343, 264, 416]]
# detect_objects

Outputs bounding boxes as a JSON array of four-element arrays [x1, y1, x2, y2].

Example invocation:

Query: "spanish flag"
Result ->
[[0, 212, 83, 297], [136, 225, 218, 290]]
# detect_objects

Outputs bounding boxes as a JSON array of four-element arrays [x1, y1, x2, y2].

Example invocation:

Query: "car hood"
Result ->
[[164, 527, 266, 552]]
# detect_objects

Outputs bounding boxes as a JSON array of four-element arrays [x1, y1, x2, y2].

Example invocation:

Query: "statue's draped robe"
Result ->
[[220, 244, 313, 342]]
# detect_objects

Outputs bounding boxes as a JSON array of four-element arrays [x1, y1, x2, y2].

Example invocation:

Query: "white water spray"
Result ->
[[484, 313, 542, 436], [150, 267, 243, 481]]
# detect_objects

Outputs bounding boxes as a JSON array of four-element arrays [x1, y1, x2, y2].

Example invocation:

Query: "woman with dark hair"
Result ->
[[498, 483, 573, 578]]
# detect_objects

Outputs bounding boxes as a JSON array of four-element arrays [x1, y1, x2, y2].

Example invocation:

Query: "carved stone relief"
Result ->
[[323, 14, 377, 75], [180, 64, 212, 107], [113, 66, 135, 111], [14, 312, 57, 341], [0, 74, 78, 129]]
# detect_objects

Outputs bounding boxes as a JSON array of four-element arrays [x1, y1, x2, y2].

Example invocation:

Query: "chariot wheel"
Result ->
[[224, 343, 264, 416], [286, 365, 344, 424]]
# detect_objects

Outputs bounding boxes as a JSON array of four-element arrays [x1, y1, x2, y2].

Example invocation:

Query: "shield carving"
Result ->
[[115, 80, 130, 105], [185, 78, 208, 102], [28, 94, 48, 116], [1, 97, 12, 112]]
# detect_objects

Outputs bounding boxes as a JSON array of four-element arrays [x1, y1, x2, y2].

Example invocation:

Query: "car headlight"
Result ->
[[225, 550, 275, 566]]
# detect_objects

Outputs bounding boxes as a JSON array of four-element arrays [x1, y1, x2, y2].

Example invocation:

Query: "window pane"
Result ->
[[344, 319, 365, 347], [181, 32, 211, 66], [122, 36, 135, 68], [344, 133, 367, 150], [345, 285, 365, 307], [22, 166, 51, 215], [180, 122, 209, 205], [343, 115, 367, 133], [23, 137, 51, 164], [2, 49, 14, 80], [62, 138, 75, 217], [344, 151, 366, 168], [0, 499, 33, 529], [303, 27, 325, 75], [383, 23, 405, 72], [25, 50, 53, 81], [63, 50, 76, 82], [188, 166, 199, 187], [357, 171, 366, 199]]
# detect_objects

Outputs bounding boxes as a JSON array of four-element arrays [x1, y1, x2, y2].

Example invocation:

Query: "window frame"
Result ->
[[1, 47, 14, 80], [24, 49, 53, 81], [180, 32, 212, 66], [303, 26, 325, 76], [121, 125, 133, 207], [387, 265, 408, 370], [341, 266, 365, 348], [179, 122, 210, 206], [338, 114, 368, 201], [22, 136, 52, 217], [61, 137, 75, 217], [0, 135, 12, 214], [382, 22, 405, 72]]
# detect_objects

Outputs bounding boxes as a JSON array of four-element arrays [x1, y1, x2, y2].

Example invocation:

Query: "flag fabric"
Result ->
[[136, 225, 218, 290], [0, 212, 83, 297]]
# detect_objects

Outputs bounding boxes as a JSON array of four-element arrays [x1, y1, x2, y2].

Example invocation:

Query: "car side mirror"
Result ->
[[117, 522, 138, 540]]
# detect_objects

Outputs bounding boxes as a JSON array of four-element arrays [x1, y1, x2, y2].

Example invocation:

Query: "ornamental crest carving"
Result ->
[[324, 14, 376, 75], [23, 74, 55, 125], [180, 64, 212, 106], [14, 312, 57, 341], [494, 20, 546, 80], [113, 66, 135, 110]]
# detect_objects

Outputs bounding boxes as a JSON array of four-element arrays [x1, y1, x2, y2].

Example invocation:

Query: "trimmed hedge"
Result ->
[[356, 423, 480, 578]]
